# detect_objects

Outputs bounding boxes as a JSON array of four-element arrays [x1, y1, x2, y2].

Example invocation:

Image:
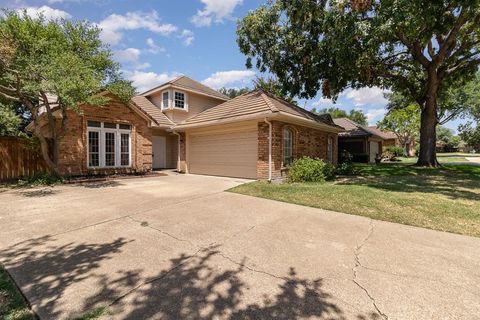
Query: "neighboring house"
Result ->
[[32, 76, 343, 180], [368, 126, 416, 156], [333, 118, 385, 163]]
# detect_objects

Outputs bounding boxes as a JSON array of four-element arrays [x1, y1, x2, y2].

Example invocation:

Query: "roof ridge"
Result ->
[[259, 91, 279, 112]]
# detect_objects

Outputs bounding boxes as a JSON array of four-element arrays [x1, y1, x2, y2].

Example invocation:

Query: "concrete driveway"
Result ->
[[0, 173, 479, 320]]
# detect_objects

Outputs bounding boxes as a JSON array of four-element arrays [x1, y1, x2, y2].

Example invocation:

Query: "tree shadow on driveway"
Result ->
[[1, 238, 380, 319]]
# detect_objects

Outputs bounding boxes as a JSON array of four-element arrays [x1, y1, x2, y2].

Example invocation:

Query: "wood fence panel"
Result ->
[[0, 137, 49, 182]]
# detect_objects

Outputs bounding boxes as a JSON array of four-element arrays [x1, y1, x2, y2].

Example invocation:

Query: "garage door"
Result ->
[[188, 126, 258, 179]]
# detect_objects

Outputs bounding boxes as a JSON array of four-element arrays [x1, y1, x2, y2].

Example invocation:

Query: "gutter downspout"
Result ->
[[172, 130, 182, 173], [264, 118, 273, 182]]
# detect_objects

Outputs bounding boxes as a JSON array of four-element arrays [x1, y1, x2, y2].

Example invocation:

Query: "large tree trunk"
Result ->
[[417, 96, 439, 167]]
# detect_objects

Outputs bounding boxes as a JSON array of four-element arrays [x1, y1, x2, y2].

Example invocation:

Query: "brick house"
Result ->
[[34, 76, 343, 180]]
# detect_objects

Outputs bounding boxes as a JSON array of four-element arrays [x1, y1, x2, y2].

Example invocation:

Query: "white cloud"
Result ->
[[311, 97, 334, 108], [341, 86, 389, 106], [146, 38, 166, 54], [124, 70, 180, 93], [191, 0, 243, 27], [98, 11, 177, 45], [366, 108, 387, 125], [180, 29, 194, 46], [113, 48, 141, 63], [202, 70, 256, 89], [20, 5, 71, 19]]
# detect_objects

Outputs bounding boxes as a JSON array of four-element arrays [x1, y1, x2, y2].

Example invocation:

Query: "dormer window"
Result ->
[[174, 91, 186, 109], [161, 91, 169, 109]]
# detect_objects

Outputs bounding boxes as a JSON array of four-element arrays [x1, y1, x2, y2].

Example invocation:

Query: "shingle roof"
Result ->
[[177, 90, 342, 130], [333, 118, 384, 138], [141, 75, 229, 101], [131, 96, 174, 127], [368, 126, 397, 140]]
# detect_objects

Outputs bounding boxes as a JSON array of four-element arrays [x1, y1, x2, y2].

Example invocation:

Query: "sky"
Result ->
[[0, 0, 465, 131]]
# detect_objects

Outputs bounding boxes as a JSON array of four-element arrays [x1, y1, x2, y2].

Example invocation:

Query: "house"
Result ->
[[34, 76, 343, 180], [332, 118, 385, 163], [368, 126, 416, 156]]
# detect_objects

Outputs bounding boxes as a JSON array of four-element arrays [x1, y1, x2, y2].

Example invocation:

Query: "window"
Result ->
[[174, 91, 185, 109], [104, 132, 116, 167], [87, 121, 131, 168], [283, 128, 294, 166], [327, 136, 334, 163], [162, 91, 169, 109], [88, 131, 99, 167]]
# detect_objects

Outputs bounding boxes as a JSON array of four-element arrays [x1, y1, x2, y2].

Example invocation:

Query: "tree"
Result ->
[[237, 1, 480, 167], [219, 87, 250, 98], [0, 102, 22, 136], [313, 106, 368, 126], [253, 76, 296, 104], [0, 11, 135, 176], [437, 126, 462, 152], [378, 103, 420, 155], [458, 123, 480, 149]]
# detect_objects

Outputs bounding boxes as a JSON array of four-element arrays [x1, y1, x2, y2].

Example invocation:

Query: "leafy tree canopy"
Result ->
[[313, 106, 368, 126], [0, 11, 135, 175], [237, 0, 480, 166], [253, 76, 296, 104], [377, 103, 420, 154], [0, 102, 22, 136], [219, 87, 250, 98]]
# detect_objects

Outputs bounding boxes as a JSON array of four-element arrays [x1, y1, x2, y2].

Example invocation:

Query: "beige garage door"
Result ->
[[188, 125, 258, 179]]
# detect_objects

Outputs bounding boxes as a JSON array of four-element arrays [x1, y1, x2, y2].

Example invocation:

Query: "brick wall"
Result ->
[[46, 96, 153, 176], [257, 121, 338, 180]]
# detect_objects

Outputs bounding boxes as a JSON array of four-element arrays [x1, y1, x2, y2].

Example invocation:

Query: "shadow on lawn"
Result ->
[[0, 237, 379, 319], [345, 164, 480, 201]]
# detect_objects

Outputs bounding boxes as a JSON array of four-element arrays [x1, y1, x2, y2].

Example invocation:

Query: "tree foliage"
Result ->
[[253, 76, 296, 103], [0, 11, 135, 175], [237, 0, 480, 166], [219, 87, 250, 98], [313, 106, 368, 126], [377, 103, 420, 155], [437, 125, 462, 151], [0, 102, 22, 136]]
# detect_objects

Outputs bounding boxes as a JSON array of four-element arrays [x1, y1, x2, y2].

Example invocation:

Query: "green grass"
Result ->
[[230, 163, 480, 237], [397, 152, 480, 164], [0, 266, 35, 320], [73, 306, 110, 320]]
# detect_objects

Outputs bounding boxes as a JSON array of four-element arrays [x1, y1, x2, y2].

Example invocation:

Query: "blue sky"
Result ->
[[1, 0, 465, 131]]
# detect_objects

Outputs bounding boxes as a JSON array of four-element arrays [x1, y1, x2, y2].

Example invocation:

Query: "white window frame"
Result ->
[[173, 90, 188, 111], [327, 136, 334, 163], [161, 90, 170, 110], [282, 128, 294, 167], [87, 122, 132, 169]]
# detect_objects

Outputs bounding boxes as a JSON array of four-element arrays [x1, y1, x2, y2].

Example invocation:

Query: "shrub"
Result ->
[[352, 153, 369, 163], [415, 144, 420, 156], [16, 173, 63, 187], [336, 149, 356, 175], [338, 149, 353, 164], [287, 157, 335, 182], [383, 146, 406, 158]]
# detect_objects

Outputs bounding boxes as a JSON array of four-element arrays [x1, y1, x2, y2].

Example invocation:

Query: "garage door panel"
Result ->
[[188, 127, 258, 179]]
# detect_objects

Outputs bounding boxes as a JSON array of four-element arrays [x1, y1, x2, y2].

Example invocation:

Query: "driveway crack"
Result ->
[[352, 220, 388, 320], [127, 216, 196, 247]]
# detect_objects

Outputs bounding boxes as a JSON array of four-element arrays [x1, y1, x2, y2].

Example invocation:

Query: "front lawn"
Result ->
[[0, 266, 35, 320], [229, 163, 480, 237]]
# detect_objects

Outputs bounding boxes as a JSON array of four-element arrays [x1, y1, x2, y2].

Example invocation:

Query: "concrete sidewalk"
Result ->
[[0, 174, 479, 319]]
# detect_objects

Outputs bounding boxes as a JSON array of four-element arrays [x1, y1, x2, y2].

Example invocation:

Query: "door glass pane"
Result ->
[[105, 132, 115, 166], [104, 122, 117, 129], [88, 131, 99, 167], [121, 133, 130, 166]]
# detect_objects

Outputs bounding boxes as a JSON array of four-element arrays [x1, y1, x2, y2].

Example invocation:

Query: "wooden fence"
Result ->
[[0, 136, 49, 182]]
